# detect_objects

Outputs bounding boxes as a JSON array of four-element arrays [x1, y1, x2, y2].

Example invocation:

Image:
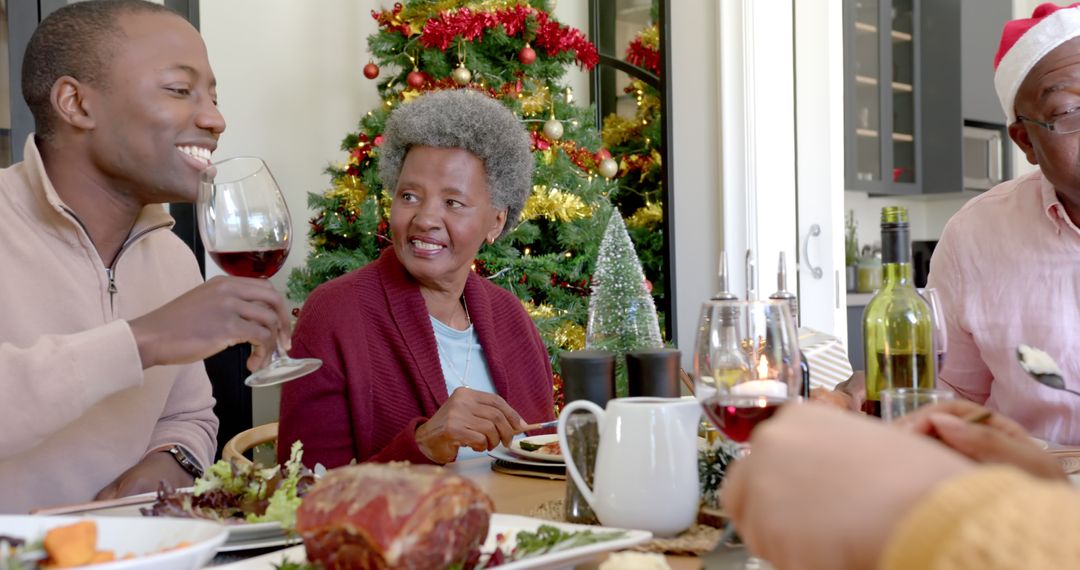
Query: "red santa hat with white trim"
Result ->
[[995, 2, 1080, 124]]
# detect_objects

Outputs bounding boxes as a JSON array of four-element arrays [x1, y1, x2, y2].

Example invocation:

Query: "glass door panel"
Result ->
[[891, 0, 915, 183], [853, 0, 881, 182]]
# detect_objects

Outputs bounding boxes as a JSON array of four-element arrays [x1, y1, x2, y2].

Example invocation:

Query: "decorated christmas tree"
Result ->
[[601, 8, 665, 328], [287, 0, 634, 370], [585, 209, 663, 395]]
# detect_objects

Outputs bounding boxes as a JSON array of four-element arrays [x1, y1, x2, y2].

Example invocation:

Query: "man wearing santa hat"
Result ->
[[927, 2, 1080, 444]]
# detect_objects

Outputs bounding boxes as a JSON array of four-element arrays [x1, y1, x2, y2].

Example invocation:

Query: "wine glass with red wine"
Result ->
[[918, 287, 948, 376], [693, 299, 802, 455], [197, 156, 321, 387]]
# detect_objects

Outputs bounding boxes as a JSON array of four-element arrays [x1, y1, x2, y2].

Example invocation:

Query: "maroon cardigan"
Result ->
[[278, 249, 554, 468]]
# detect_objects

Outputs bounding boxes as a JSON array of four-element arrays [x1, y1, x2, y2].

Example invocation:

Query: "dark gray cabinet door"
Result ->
[[961, 0, 1011, 125]]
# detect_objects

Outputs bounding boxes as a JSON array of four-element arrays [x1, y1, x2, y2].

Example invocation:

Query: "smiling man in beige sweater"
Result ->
[[0, 0, 293, 513]]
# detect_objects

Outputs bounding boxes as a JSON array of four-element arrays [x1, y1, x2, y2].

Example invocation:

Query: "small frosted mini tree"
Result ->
[[584, 209, 662, 395]]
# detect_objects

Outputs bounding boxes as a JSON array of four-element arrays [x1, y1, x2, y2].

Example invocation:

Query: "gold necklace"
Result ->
[[434, 298, 472, 389]]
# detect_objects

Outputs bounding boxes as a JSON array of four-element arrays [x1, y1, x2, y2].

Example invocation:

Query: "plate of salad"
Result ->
[[139, 441, 315, 550]]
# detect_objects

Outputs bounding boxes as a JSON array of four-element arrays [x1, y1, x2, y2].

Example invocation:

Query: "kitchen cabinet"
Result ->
[[844, 0, 1012, 195], [961, 0, 1013, 125], [844, 0, 921, 194]]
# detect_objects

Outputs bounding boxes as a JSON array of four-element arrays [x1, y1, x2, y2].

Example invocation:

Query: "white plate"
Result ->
[[222, 521, 287, 543], [0, 515, 226, 569], [56, 492, 288, 550], [214, 513, 651, 569], [217, 531, 302, 553], [509, 434, 564, 462], [489, 445, 565, 468]]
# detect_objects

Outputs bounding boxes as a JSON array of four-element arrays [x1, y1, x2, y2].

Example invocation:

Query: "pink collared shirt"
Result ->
[[928, 169, 1080, 444]]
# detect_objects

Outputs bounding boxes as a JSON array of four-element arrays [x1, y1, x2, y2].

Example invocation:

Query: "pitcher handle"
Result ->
[[557, 399, 605, 511]]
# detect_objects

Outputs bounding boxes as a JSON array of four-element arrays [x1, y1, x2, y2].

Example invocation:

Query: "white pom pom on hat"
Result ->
[[994, 2, 1080, 124]]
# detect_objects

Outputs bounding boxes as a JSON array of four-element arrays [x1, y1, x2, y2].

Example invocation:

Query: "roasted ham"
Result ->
[[296, 463, 494, 569]]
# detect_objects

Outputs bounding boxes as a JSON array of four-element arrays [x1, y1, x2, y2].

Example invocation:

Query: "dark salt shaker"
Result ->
[[560, 350, 616, 524], [626, 348, 681, 397]]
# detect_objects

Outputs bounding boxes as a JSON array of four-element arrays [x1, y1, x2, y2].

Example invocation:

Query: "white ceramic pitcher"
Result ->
[[557, 397, 701, 537]]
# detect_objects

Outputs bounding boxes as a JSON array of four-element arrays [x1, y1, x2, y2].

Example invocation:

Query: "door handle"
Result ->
[[802, 224, 824, 279]]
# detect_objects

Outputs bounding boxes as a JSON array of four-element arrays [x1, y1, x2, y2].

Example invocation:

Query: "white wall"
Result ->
[[200, 1, 377, 295], [844, 192, 971, 248], [670, 0, 720, 363]]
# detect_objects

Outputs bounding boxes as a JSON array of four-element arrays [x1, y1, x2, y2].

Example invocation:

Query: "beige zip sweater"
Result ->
[[0, 136, 217, 513]]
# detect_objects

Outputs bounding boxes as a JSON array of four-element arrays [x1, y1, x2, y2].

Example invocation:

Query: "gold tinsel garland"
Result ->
[[626, 202, 662, 230], [325, 175, 369, 213], [524, 301, 558, 320], [519, 88, 551, 117], [637, 25, 660, 51], [553, 321, 585, 351], [519, 185, 592, 223], [525, 302, 584, 351], [601, 115, 641, 148]]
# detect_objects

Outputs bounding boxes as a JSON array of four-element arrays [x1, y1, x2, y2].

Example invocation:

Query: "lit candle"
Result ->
[[731, 379, 788, 399], [730, 355, 787, 398]]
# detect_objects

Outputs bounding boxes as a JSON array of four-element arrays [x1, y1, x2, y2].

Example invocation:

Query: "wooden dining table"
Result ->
[[445, 457, 751, 569]]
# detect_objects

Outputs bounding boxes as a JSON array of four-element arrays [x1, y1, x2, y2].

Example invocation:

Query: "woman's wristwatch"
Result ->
[[167, 445, 205, 479]]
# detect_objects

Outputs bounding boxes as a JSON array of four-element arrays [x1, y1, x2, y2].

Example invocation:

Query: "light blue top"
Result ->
[[430, 316, 496, 461]]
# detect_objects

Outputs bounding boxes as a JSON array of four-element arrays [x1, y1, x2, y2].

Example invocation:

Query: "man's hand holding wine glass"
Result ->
[[128, 274, 292, 372]]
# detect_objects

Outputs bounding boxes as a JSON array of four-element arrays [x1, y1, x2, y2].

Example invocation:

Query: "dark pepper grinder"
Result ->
[[626, 348, 681, 397], [559, 350, 615, 524]]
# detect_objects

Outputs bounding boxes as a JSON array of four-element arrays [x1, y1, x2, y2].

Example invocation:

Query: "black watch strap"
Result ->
[[167, 445, 204, 479]]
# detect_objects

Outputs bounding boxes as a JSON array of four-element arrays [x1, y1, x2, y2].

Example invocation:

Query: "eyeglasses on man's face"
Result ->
[[1017, 108, 1080, 135]]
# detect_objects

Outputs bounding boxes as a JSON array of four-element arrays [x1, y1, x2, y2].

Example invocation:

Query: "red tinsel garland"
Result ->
[[400, 6, 598, 70], [625, 36, 660, 76]]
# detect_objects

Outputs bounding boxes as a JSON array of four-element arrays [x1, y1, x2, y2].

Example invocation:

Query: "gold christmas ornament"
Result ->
[[598, 157, 619, 179], [543, 118, 564, 140], [451, 63, 472, 85]]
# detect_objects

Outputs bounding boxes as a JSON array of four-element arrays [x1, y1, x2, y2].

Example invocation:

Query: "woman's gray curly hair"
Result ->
[[378, 89, 534, 238]]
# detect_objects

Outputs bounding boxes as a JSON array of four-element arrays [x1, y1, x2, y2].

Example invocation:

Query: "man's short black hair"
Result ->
[[21, 0, 177, 140]]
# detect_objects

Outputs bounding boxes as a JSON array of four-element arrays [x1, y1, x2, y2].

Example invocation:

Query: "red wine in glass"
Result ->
[[208, 248, 288, 279], [198, 156, 322, 387], [703, 395, 785, 443]]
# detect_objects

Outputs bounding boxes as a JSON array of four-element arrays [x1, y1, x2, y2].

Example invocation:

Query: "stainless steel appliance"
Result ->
[[963, 124, 1006, 191]]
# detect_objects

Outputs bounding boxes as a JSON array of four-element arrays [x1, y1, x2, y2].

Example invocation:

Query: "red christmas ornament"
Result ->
[[595, 148, 612, 162], [644, 278, 653, 293], [363, 61, 379, 79], [518, 43, 537, 65], [407, 70, 426, 89]]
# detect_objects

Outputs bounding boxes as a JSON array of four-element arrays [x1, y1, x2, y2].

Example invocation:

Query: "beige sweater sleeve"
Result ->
[[881, 466, 1080, 570], [0, 319, 144, 459]]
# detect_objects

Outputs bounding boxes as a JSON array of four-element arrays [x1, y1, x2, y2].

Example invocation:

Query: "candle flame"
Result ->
[[756, 355, 769, 379]]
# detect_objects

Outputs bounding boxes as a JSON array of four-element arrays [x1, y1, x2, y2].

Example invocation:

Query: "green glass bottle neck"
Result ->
[[881, 225, 913, 287], [881, 261, 914, 286]]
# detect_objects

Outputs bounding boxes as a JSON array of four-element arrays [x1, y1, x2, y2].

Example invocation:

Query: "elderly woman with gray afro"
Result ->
[[279, 89, 555, 468]]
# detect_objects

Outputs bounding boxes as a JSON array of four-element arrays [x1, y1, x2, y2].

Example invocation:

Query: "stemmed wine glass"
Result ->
[[197, 156, 322, 387], [693, 299, 800, 567], [918, 287, 948, 376], [693, 299, 802, 454]]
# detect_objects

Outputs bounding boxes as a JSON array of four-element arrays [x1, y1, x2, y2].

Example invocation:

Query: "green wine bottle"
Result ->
[[861, 207, 935, 417]]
